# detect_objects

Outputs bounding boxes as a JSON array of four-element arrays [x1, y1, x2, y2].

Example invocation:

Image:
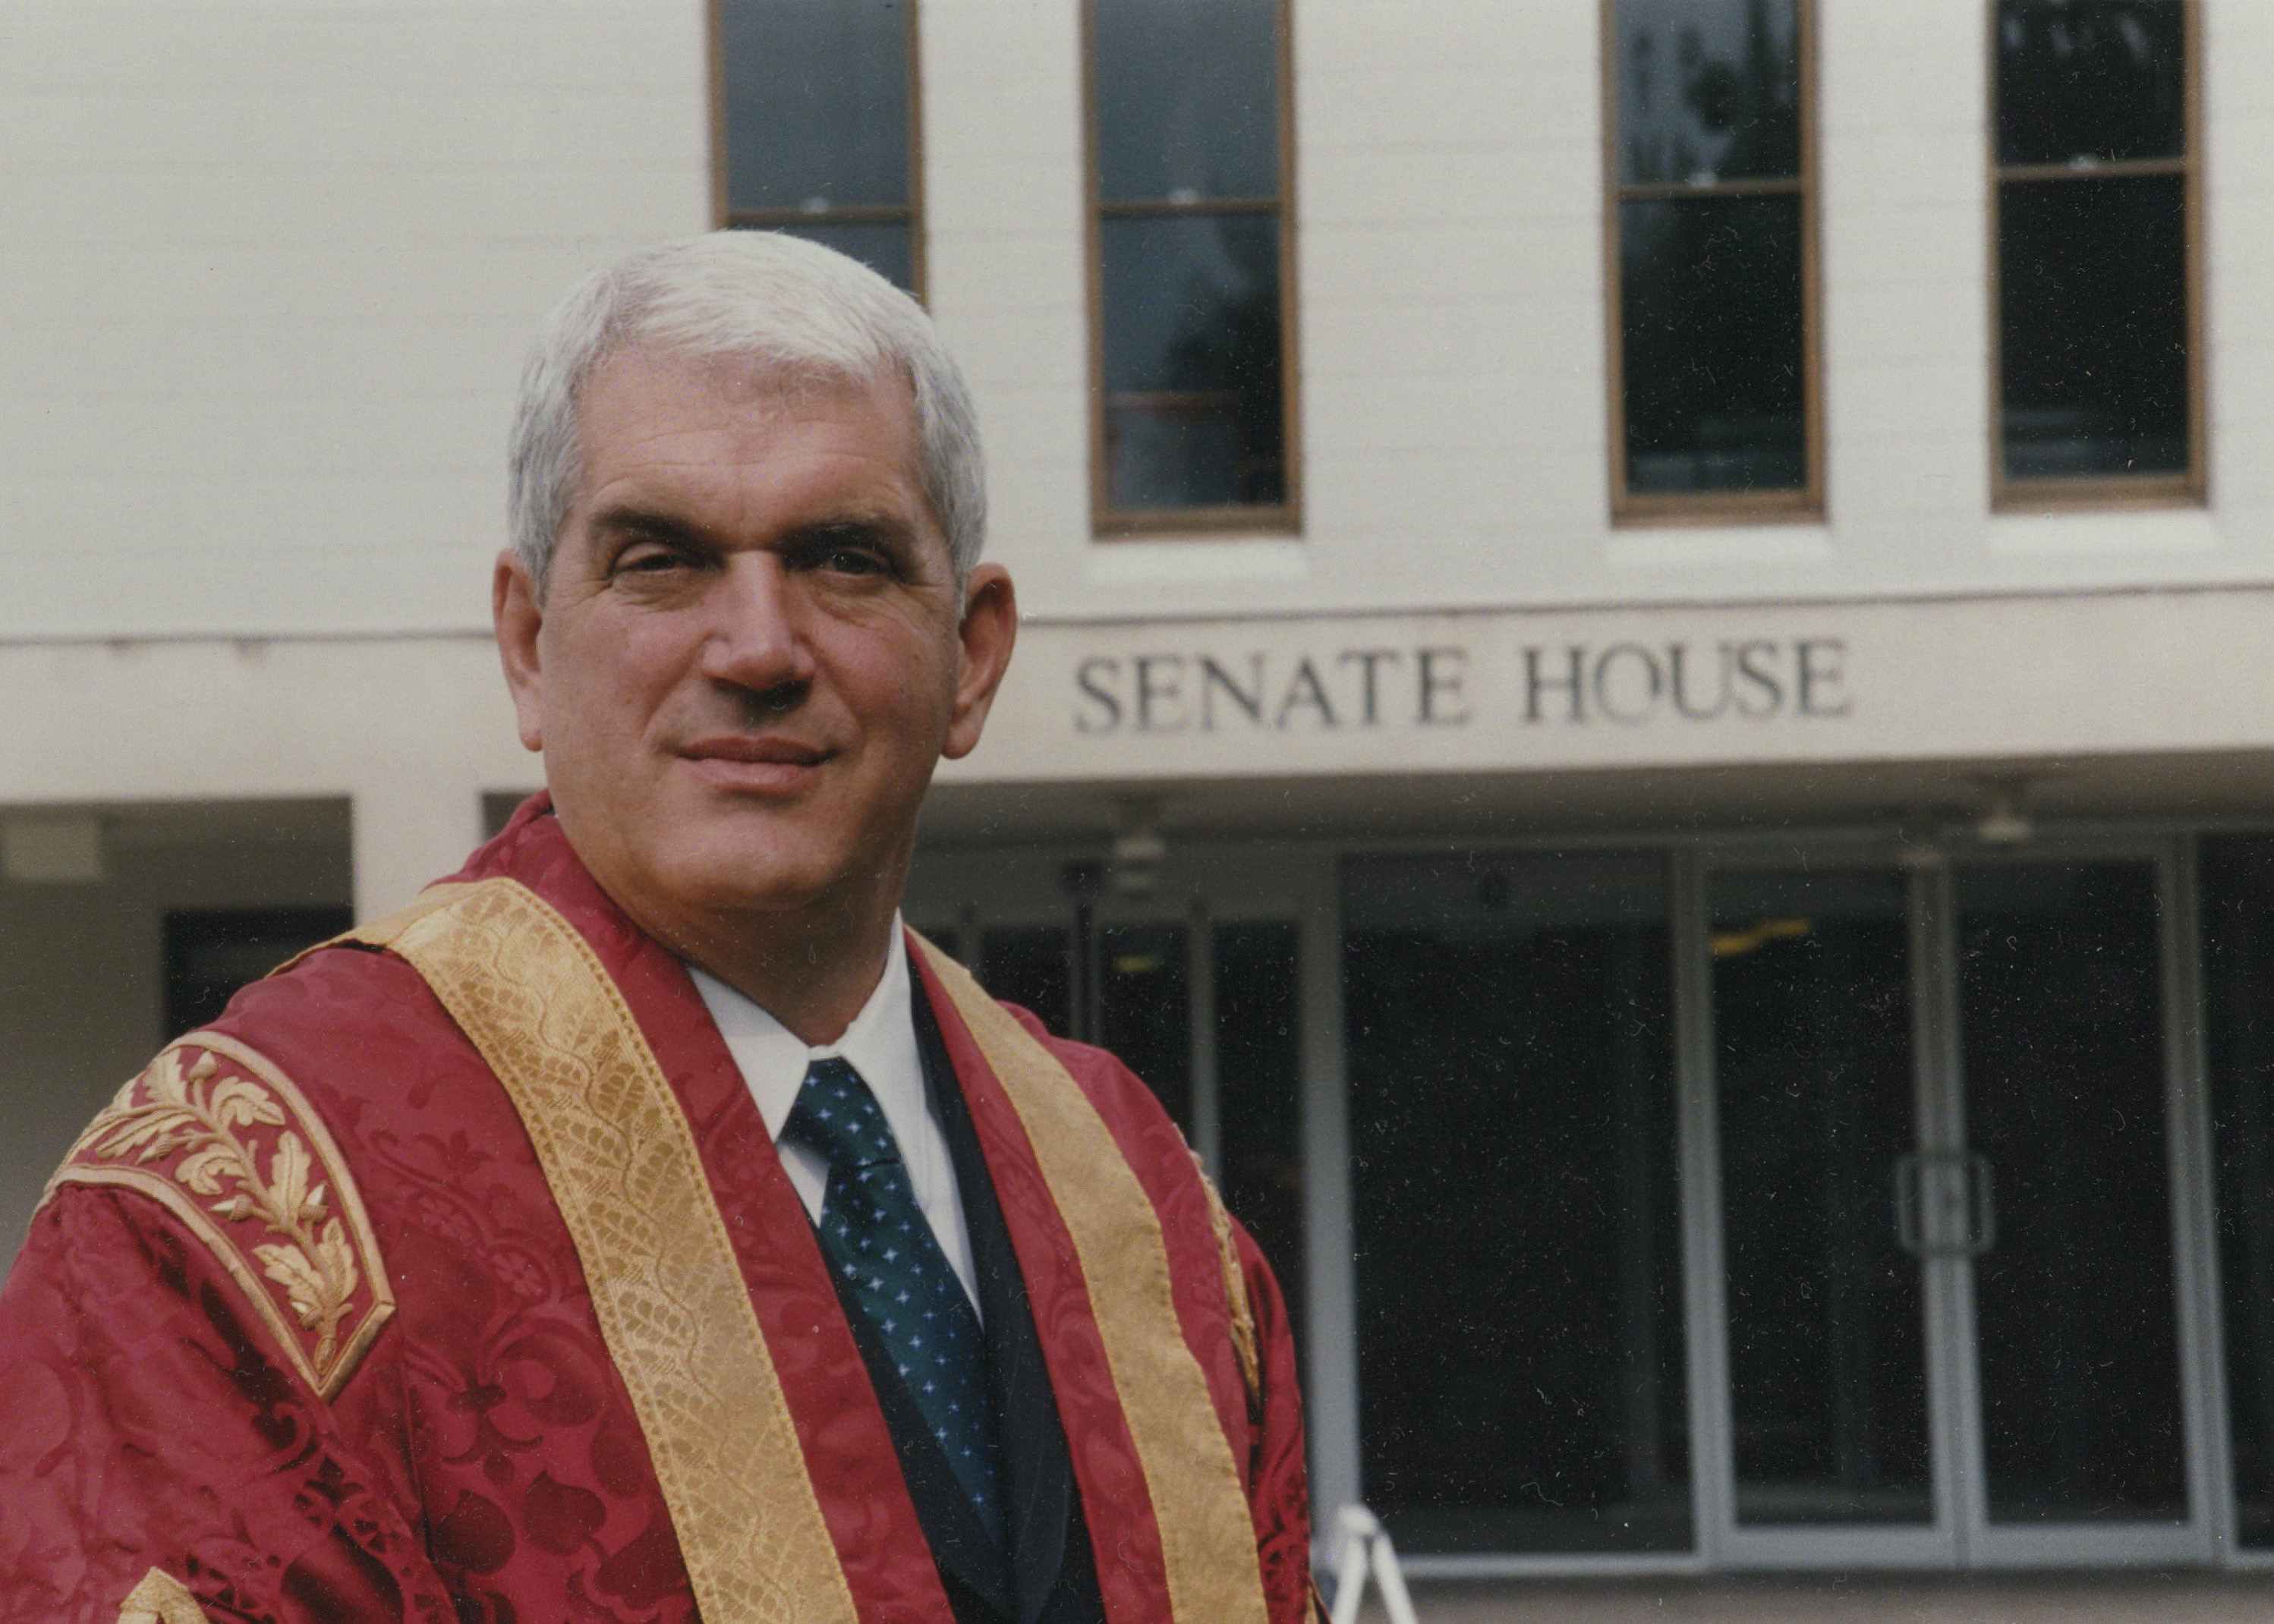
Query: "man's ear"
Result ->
[[943, 563, 1018, 761], [493, 549, 547, 754]]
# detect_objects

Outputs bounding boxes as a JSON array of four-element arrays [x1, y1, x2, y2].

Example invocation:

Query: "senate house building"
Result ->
[[9, 1, 2274, 1614]]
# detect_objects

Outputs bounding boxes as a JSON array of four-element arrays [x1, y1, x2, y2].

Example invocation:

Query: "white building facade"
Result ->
[[8, 0, 2274, 1609]]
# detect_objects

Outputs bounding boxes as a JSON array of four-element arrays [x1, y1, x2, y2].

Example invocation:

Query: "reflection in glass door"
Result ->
[[1697, 848, 2210, 1568], [1951, 858, 2197, 1558], [1710, 867, 1935, 1536]]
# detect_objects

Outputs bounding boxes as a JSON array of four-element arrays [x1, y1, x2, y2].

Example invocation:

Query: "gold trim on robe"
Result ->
[[1194, 1152, 1264, 1411], [117, 1567, 212, 1624], [334, 878, 1271, 1623], [342, 878, 858, 1624], [915, 936, 1272, 1624]]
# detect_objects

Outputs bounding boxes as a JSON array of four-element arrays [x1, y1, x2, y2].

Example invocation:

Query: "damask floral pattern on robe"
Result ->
[[43, 1030, 394, 1401], [0, 801, 1317, 1624]]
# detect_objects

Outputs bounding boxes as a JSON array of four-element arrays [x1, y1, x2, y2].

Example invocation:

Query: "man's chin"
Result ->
[[670, 859, 837, 920]]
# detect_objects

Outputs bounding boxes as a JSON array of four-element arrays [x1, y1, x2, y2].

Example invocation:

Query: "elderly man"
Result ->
[[0, 235, 1315, 1624]]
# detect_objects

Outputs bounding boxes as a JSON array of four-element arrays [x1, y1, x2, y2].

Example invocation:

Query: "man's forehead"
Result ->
[[561, 345, 940, 550], [582, 344, 912, 430]]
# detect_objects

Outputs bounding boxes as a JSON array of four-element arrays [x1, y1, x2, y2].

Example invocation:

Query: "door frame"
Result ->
[[1679, 834, 2228, 1569]]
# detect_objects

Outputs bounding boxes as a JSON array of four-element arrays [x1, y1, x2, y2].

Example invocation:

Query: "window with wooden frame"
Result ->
[[712, 0, 924, 298], [1085, 0, 1297, 533], [1604, 0, 1821, 522], [1991, 0, 2201, 504]]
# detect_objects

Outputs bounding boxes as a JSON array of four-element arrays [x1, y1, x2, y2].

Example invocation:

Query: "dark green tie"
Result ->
[[781, 1056, 1006, 1545]]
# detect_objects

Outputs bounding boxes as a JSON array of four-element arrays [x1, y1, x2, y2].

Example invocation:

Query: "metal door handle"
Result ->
[[1894, 1151, 1992, 1257], [1967, 1151, 1997, 1256]]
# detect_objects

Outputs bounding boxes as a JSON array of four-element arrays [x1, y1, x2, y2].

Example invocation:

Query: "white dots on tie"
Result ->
[[796, 1057, 997, 1531]]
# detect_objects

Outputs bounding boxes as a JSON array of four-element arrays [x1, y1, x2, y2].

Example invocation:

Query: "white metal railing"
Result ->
[[1325, 1504, 1419, 1624]]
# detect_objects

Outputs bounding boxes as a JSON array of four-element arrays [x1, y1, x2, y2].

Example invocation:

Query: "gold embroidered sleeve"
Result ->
[[117, 1567, 213, 1624], [43, 1031, 394, 1402]]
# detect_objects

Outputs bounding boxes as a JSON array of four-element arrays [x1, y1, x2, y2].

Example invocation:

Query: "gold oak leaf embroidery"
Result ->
[[87, 1048, 360, 1371]]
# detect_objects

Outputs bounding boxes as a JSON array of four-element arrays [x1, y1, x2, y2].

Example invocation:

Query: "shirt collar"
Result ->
[[687, 917, 927, 1146]]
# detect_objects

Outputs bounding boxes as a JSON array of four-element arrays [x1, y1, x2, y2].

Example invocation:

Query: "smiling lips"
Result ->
[[680, 734, 831, 793]]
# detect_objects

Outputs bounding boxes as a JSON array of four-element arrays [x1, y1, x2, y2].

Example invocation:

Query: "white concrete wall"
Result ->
[[6, 0, 2271, 649], [0, 0, 2269, 867], [0, 0, 709, 641]]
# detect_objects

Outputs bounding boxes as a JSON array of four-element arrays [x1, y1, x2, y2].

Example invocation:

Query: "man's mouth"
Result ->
[[679, 735, 832, 792], [682, 735, 828, 766]]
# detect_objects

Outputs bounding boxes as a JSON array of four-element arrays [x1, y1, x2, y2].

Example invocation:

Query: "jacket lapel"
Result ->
[[915, 990, 1083, 1624]]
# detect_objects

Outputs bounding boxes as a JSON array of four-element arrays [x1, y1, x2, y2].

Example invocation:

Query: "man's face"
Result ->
[[494, 347, 1014, 952]]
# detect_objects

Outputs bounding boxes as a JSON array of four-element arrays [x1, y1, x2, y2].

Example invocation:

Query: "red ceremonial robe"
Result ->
[[0, 798, 1315, 1624]]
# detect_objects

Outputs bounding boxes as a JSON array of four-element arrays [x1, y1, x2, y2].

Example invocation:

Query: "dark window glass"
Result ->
[[1608, 0, 1812, 508], [1996, 0, 2185, 165], [1620, 195, 1806, 495], [1215, 921, 1305, 1366], [1614, 0, 1801, 184], [1094, 0, 1279, 201], [1098, 923, 1192, 1132], [2198, 834, 2274, 1547], [1998, 175, 2188, 480], [1992, 0, 2192, 491], [163, 907, 354, 1038], [1346, 853, 1690, 1554], [1100, 214, 1286, 510], [721, 0, 909, 209], [718, 0, 918, 294], [1711, 869, 1931, 1527], [1956, 861, 2185, 1523], [1089, 0, 1290, 521], [980, 927, 1072, 1039], [481, 792, 536, 840]]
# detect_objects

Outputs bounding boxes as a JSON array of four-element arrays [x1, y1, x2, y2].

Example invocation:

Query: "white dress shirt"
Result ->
[[688, 918, 982, 1317]]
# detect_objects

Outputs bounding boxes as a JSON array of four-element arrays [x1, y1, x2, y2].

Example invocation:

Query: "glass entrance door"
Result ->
[[1946, 855, 2206, 1565], [1705, 862, 1954, 1566], [1697, 847, 2211, 1568], [902, 842, 1319, 1368]]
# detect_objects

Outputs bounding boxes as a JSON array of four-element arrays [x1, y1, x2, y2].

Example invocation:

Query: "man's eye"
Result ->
[[616, 548, 685, 574], [825, 547, 887, 574]]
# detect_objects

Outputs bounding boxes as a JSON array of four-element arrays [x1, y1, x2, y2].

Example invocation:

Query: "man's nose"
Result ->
[[699, 554, 814, 696]]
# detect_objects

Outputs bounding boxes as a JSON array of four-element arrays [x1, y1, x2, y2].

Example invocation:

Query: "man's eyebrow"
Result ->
[[586, 504, 710, 546], [783, 512, 921, 549]]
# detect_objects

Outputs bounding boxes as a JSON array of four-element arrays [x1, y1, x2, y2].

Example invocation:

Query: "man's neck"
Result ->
[[596, 887, 897, 1046], [680, 914, 897, 1046], [541, 807, 911, 1045]]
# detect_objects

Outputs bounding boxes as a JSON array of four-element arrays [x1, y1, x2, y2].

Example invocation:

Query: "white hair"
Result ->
[[508, 231, 985, 593]]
